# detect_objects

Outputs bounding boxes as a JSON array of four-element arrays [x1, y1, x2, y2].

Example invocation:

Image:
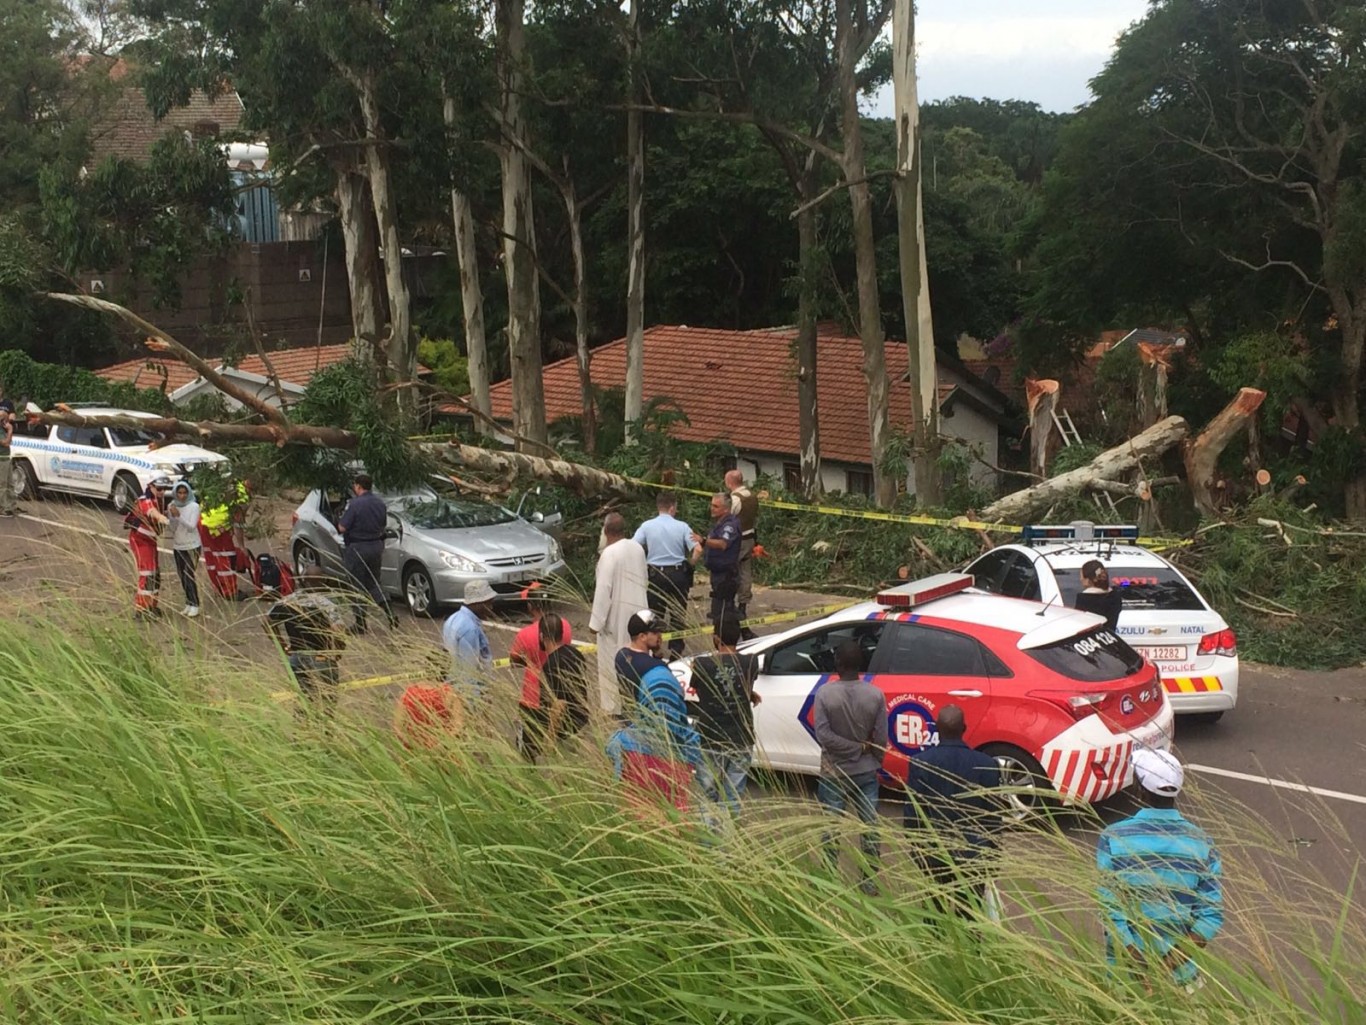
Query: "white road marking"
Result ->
[[1187, 763, 1366, 807], [16, 510, 176, 554]]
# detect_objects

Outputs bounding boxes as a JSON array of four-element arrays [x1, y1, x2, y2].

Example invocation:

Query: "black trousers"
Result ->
[[173, 548, 200, 607], [709, 567, 738, 627], [648, 564, 691, 654], [344, 541, 393, 627]]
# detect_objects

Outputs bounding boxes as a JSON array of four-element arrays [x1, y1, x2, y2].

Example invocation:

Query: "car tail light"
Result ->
[[1197, 628, 1237, 658], [1029, 689, 1112, 721], [291, 512, 299, 527]]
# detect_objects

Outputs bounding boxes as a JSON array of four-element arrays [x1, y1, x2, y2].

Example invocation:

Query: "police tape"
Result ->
[[407, 435, 1188, 548], [267, 599, 857, 703]]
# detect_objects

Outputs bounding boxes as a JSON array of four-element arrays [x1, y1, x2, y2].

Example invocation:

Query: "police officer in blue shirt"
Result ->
[[632, 492, 701, 656], [338, 472, 397, 632]]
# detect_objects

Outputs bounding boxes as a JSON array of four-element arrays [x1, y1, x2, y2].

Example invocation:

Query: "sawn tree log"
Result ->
[[1184, 387, 1267, 519], [980, 415, 1190, 523]]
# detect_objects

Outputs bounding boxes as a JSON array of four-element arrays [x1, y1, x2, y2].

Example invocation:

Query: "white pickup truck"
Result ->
[[9, 407, 229, 513]]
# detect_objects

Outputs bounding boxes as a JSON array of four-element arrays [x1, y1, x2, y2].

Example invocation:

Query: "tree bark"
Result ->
[[1024, 378, 1060, 479], [892, 0, 939, 506], [42, 292, 289, 427], [565, 172, 597, 454], [495, 0, 548, 452], [1183, 387, 1267, 520], [28, 411, 634, 497], [333, 163, 385, 358], [350, 69, 415, 393], [442, 92, 491, 437], [795, 153, 822, 499], [835, 0, 893, 507], [622, 0, 646, 444], [981, 415, 1190, 523]]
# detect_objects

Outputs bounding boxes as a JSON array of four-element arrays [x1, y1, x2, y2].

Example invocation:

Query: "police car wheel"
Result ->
[[980, 743, 1050, 820], [403, 564, 436, 618], [11, 459, 38, 501], [111, 473, 141, 515]]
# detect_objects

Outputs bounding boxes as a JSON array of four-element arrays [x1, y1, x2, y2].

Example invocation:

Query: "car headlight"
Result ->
[[439, 550, 486, 573], [154, 463, 182, 477], [547, 536, 562, 562]]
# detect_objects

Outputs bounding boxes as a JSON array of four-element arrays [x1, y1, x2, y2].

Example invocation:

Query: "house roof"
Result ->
[[483, 325, 1008, 466], [95, 344, 361, 394], [87, 72, 246, 166]]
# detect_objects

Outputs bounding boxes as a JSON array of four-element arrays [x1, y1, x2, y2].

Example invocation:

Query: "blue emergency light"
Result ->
[[1022, 521, 1140, 545]]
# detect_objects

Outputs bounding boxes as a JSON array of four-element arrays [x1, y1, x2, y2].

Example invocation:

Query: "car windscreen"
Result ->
[[1055, 564, 1205, 611], [108, 426, 161, 447], [1025, 628, 1146, 682], [398, 497, 516, 530]]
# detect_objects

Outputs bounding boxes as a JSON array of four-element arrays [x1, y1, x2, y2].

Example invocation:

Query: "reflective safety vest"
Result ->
[[202, 481, 249, 536]]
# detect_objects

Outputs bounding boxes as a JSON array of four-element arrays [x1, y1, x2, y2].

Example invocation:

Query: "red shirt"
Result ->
[[510, 619, 573, 708], [396, 684, 464, 750]]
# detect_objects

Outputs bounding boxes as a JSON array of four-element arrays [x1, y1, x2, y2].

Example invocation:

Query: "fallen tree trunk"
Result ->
[[981, 415, 1190, 523], [1184, 388, 1267, 520], [30, 413, 635, 497]]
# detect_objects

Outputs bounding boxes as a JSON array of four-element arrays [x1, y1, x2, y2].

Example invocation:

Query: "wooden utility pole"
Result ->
[[892, 0, 939, 505]]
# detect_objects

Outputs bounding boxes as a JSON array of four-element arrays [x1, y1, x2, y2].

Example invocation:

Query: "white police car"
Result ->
[[9, 407, 228, 514], [963, 522, 1237, 722]]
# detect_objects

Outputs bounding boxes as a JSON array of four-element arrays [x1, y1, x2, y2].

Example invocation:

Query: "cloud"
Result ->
[[918, 14, 1140, 59]]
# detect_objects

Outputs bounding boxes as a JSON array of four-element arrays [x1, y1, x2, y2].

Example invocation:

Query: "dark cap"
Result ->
[[627, 609, 660, 637]]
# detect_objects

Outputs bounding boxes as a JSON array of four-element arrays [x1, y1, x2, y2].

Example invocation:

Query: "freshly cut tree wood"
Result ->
[[1184, 388, 1267, 519], [981, 415, 1190, 523], [1024, 378, 1060, 478]]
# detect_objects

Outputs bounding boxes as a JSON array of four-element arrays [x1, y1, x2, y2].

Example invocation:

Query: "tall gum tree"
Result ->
[[1048, 0, 1366, 517]]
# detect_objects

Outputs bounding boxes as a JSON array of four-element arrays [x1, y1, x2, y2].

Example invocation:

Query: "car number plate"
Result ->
[[1139, 646, 1188, 662]]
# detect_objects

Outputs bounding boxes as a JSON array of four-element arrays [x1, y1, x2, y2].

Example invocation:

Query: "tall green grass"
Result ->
[[0, 611, 1361, 1023]]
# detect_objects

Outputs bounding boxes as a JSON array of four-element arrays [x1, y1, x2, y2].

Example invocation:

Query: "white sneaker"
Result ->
[[184, 606, 200, 618]]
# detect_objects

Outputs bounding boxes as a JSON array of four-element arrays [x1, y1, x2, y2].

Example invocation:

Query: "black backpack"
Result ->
[[256, 552, 284, 591]]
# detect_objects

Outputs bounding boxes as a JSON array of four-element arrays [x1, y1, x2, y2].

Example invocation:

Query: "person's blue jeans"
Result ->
[[818, 769, 881, 888], [697, 747, 751, 817]]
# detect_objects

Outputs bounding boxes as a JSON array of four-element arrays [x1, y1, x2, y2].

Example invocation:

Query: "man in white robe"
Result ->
[[589, 512, 649, 715]]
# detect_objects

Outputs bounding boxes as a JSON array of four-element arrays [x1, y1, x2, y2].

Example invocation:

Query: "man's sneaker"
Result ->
[[184, 605, 200, 618]]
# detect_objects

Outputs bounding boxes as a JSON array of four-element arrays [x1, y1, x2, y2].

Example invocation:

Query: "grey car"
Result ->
[[289, 480, 565, 615]]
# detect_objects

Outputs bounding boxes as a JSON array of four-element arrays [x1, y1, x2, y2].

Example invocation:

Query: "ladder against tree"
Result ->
[[1052, 409, 1119, 514]]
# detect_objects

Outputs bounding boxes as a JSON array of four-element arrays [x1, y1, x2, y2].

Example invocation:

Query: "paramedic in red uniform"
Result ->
[[128, 476, 172, 619]]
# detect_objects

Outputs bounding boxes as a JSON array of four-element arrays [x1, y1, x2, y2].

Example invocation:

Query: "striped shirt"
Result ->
[[634, 662, 702, 768], [1096, 807, 1223, 983]]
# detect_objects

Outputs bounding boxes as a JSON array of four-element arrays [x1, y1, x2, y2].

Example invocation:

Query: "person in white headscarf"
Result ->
[[167, 480, 202, 617]]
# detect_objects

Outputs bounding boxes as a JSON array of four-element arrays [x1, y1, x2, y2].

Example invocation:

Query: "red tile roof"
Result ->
[[88, 83, 246, 166], [96, 344, 362, 393], [485, 326, 982, 466]]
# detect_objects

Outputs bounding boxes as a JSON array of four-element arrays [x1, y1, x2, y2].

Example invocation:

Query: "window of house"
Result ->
[[782, 462, 802, 492], [845, 468, 874, 496]]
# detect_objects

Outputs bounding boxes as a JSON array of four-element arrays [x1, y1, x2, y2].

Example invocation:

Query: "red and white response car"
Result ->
[[675, 573, 1174, 807]]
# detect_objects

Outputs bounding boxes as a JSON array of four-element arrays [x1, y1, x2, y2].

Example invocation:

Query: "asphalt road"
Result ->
[[4, 496, 1365, 920]]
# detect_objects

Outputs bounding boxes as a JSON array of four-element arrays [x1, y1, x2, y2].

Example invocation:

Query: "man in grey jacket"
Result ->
[[813, 640, 889, 893]]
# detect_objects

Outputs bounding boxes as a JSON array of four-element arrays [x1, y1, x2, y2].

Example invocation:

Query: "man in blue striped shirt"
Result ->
[[1097, 748, 1223, 990]]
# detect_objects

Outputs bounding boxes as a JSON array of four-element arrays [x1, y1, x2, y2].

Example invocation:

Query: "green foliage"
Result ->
[[286, 358, 432, 492], [1050, 443, 1103, 477], [0, 349, 169, 411], [1170, 500, 1366, 669], [1210, 332, 1310, 429], [416, 337, 470, 397], [0, 611, 1358, 1022]]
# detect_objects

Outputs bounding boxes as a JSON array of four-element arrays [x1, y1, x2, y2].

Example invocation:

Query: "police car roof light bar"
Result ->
[[876, 572, 974, 607], [1022, 522, 1140, 545]]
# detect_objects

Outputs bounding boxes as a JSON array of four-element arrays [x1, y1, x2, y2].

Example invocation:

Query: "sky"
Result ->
[[871, 0, 1152, 116]]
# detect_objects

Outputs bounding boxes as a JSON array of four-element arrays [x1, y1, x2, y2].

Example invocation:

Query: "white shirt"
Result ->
[[168, 501, 202, 551]]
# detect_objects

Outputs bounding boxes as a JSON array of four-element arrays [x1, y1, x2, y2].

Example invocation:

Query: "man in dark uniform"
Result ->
[[337, 472, 397, 632], [904, 704, 1004, 918], [693, 493, 741, 629], [725, 469, 759, 637]]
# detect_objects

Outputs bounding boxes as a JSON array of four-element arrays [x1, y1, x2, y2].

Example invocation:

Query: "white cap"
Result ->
[[1132, 748, 1184, 796]]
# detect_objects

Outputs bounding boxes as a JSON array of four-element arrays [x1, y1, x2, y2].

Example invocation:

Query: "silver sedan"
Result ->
[[289, 482, 565, 615]]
